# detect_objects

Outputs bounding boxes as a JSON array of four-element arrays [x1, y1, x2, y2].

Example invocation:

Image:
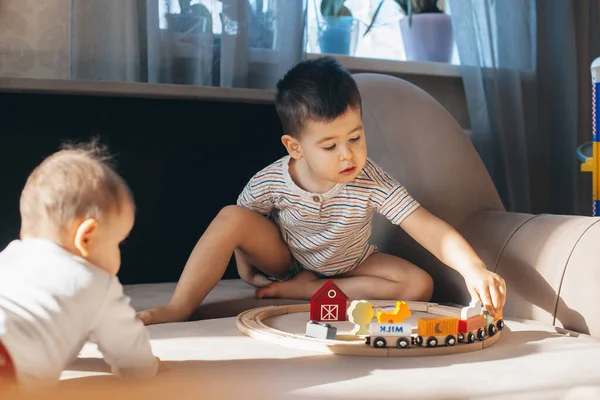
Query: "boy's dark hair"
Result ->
[[275, 56, 362, 137], [19, 137, 134, 236]]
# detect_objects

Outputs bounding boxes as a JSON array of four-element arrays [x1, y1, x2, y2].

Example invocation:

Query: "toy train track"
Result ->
[[236, 301, 502, 357]]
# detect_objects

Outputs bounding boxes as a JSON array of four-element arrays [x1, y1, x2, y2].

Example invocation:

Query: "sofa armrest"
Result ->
[[460, 210, 600, 336], [554, 218, 600, 336]]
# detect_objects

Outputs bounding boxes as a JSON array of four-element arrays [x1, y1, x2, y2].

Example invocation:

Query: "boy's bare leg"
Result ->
[[138, 206, 291, 325], [255, 253, 434, 301]]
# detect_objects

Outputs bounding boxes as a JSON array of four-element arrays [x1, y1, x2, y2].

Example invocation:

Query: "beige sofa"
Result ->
[[51, 74, 600, 399], [127, 72, 600, 339]]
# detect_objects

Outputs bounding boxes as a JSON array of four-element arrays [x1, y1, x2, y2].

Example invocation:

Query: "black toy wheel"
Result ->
[[373, 337, 387, 348], [426, 337, 438, 348], [397, 337, 410, 349], [445, 335, 456, 346], [488, 324, 497, 336], [497, 319, 505, 331], [467, 332, 475, 343], [478, 328, 486, 340]]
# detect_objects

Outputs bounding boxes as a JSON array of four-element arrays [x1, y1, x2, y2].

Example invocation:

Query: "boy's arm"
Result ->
[[399, 207, 506, 316], [368, 160, 505, 316], [89, 278, 160, 380]]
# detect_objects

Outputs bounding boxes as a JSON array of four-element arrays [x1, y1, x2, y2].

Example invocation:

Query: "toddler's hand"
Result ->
[[156, 357, 172, 373], [463, 266, 506, 317]]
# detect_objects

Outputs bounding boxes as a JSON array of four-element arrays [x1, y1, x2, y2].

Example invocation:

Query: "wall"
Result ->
[[0, 92, 285, 285]]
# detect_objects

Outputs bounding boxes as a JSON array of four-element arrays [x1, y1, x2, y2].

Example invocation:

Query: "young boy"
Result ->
[[138, 56, 506, 326], [0, 140, 161, 388]]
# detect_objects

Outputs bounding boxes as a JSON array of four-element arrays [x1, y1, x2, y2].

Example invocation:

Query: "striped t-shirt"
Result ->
[[236, 156, 420, 276]]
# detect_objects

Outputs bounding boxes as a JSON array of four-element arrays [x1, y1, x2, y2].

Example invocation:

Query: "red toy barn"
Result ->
[[310, 280, 349, 322]]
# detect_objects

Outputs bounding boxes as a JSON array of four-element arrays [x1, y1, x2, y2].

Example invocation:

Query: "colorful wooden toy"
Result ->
[[580, 57, 600, 215], [460, 299, 483, 320], [305, 321, 338, 340], [309, 280, 348, 322], [347, 300, 374, 336], [376, 301, 411, 323], [237, 300, 504, 357]]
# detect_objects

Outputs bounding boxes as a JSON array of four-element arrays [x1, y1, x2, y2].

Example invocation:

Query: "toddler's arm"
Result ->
[[89, 278, 159, 380]]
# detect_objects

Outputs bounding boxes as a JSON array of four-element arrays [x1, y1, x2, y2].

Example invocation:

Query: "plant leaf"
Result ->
[[363, 0, 385, 37], [320, 0, 349, 17]]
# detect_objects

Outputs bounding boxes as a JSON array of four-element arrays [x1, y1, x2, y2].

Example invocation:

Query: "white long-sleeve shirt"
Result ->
[[0, 238, 158, 387]]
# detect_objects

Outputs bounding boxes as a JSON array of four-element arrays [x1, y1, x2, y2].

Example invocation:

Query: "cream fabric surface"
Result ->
[[123, 280, 309, 320], [55, 281, 600, 400]]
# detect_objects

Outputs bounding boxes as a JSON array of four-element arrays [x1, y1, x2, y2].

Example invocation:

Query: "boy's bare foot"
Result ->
[[136, 305, 189, 326], [255, 270, 318, 300], [244, 270, 273, 288]]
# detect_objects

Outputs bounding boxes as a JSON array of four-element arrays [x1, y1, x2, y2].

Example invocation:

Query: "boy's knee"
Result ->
[[402, 269, 434, 302], [217, 205, 245, 221], [414, 270, 434, 302], [216, 205, 254, 230]]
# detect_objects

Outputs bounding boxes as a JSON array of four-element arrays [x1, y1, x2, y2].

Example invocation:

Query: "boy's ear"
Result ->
[[281, 134, 303, 160], [73, 218, 99, 257]]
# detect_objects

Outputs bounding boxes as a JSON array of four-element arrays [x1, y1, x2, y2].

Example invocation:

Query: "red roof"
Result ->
[[310, 280, 348, 301]]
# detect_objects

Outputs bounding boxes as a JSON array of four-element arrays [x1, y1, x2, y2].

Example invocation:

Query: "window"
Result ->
[[158, 0, 459, 65], [159, 0, 224, 33], [306, 0, 460, 65]]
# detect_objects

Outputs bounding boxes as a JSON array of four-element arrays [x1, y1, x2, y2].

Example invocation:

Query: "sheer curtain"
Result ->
[[71, 1, 143, 82], [448, 0, 537, 214], [69, 0, 307, 90], [449, 0, 600, 215]]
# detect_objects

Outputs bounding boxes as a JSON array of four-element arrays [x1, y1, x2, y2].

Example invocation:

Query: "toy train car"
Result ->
[[417, 316, 459, 347], [365, 311, 504, 349], [367, 322, 413, 348]]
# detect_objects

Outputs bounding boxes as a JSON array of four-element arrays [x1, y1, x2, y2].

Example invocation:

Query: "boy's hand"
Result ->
[[136, 306, 189, 326], [463, 266, 506, 317]]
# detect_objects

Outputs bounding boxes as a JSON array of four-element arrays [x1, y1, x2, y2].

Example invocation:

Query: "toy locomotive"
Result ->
[[365, 302, 504, 349]]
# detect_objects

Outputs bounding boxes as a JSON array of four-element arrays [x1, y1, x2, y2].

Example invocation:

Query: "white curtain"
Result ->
[[448, 0, 536, 214], [69, 0, 307, 90], [449, 0, 600, 216], [70, 1, 142, 82]]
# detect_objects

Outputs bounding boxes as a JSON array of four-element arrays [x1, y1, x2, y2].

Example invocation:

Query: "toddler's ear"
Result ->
[[281, 134, 303, 160], [73, 218, 99, 257]]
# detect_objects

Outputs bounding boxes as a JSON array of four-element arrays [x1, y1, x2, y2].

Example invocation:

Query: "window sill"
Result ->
[[247, 48, 462, 78], [306, 53, 462, 78], [0, 53, 462, 103], [0, 77, 277, 104]]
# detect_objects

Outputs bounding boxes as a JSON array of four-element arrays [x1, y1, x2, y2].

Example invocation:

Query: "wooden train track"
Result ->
[[236, 301, 501, 357]]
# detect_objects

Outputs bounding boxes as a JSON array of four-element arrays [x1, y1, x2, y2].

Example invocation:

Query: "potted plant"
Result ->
[[365, 0, 453, 63], [315, 0, 358, 55], [162, 0, 214, 85], [165, 0, 213, 35]]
